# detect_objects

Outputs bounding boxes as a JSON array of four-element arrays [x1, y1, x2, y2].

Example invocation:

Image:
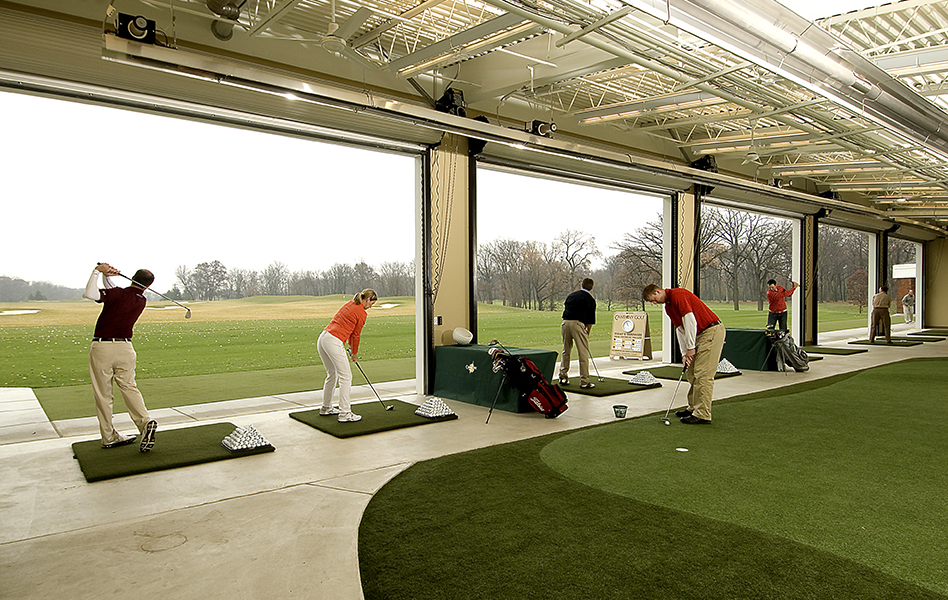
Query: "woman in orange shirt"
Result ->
[[317, 289, 378, 422]]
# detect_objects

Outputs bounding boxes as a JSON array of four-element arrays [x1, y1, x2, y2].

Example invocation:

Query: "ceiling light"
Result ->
[[742, 150, 761, 165]]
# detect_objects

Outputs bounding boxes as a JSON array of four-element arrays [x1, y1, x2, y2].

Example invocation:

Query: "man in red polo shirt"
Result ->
[[84, 262, 158, 451], [766, 278, 798, 332], [643, 284, 726, 424]]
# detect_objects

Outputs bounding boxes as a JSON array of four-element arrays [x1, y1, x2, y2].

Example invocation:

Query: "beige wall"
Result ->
[[924, 238, 948, 327], [429, 134, 472, 346]]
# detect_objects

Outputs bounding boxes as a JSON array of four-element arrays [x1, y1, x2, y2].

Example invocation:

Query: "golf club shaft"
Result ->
[[591, 356, 603, 382], [100, 265, 191, 314], [663, 367, 687, 419], [348, 349, 390, 409]]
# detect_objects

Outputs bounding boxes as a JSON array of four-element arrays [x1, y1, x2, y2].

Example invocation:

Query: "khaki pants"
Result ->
[[870, 308, 891, 343], [89, 340, 150, 444], [559, 320, 591, 384], [317, 330, 354, 413], [686, 324, 726, 421]]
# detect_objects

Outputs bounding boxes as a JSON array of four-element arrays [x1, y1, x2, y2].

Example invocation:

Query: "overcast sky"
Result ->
[[0, 91, 659, 290]]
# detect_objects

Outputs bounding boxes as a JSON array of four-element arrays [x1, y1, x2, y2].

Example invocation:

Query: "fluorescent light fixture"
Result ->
[[576, 91, 725, 124], [497, 47, 557, 68]]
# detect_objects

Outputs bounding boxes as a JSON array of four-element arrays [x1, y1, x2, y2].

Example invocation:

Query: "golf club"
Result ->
[[660, 365, 687, 425], [591, 356, 604, 382], [99, 264, 191, 319], [348, 348, 394, 410]]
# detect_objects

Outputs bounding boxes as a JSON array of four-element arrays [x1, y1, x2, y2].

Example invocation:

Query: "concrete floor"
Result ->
[[0, 323, 941, 599]]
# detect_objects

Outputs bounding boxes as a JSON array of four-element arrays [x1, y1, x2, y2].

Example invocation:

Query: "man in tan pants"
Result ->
[[559, 278, 597, 389], [84, 263, 158, 451], [643, 284, 726, 424]]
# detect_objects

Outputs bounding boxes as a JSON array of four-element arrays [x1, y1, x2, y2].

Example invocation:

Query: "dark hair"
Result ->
[[880, 285, 888, 292], [642, 283, 661, 300], [132, 269, 154, 289], [581, 278, 594, 291], [767, 279, 777, 286]]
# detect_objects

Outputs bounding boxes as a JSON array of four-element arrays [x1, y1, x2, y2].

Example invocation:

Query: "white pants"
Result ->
[[89, 340, 150, 444], [317, 330, 353, 413]]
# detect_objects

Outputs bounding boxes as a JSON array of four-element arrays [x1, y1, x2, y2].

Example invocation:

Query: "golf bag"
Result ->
[[490, 349, 568, 418], [766, 330, 809, 372]]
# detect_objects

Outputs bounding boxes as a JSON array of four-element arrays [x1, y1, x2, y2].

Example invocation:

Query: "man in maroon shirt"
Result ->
[[84, 262, 158, 451], [643, 284, 726, 424]]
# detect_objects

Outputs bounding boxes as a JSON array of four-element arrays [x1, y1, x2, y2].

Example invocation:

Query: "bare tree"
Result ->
[[612, 214, 663, 307], [520, 241, 564, 310], [190, 260, 228, 301], [819, 225, 867, 302], [262, 261, 289, 295], [353, 261, 378, 291], [175, 265, 195, 300], [554, 229, 600, 286], [847, 268, 868, 313], [325, 263, 355, 295]]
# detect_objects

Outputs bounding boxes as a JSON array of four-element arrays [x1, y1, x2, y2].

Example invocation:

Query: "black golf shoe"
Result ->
[[675, 409, 693, 418], [680, 415, 711, 425]]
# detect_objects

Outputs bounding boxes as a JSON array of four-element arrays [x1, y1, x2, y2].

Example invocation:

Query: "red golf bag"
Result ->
[[490, 348, 568, 418]]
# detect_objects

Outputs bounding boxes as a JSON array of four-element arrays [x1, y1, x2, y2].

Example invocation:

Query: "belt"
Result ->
[[699, 321, 721, 334], [92, 337, 131, 342]]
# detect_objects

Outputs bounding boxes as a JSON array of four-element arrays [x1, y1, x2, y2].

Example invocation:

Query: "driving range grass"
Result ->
[[1, 296, 890, 420], [358, 358, 948, 599]]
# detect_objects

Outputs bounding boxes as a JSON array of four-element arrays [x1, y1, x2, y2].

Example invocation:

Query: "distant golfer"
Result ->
[[558, 278, 596, 388], [902, 289, 915, 324], [83, 262, 158, 451], [870, 285, 893, 344], [317, 289, 378, 422], [643, 284, 725, 424], [766, 278, 798, 332]]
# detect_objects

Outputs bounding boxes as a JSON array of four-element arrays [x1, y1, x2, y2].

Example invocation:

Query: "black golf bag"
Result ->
[[490, 348, 568, 418], [766, 330, 809, 372]]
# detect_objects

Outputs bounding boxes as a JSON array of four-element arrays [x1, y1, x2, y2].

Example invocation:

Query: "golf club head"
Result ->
[[660, 417, 670, 425], [385, 405, 394, 411], [185, 309, 192, 319]]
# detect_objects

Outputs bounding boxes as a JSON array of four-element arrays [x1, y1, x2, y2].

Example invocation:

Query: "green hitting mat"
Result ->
[[914, 329, 948, 336], [624, 365, 742, 380], [71, 422, 274, 483], [290, 400, 457, 439], [560, 377, 659, 396], [849, 339, 922, 346], [801, 346, 867, 355], [891, 336, 944, 342]]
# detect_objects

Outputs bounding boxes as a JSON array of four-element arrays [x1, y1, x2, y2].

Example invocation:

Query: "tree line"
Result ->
[[170, 260, 414, 301], [0, 276, 82, 302], [476, 207, 916, 312]]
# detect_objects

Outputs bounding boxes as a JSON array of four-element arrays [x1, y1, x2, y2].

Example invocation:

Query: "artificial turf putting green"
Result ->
[[801, 345, 867, 355], [359, 358, 948, 599], [71, 422, 274, 482], [559, 376, 657, 396], [289, 400, 457, 438]]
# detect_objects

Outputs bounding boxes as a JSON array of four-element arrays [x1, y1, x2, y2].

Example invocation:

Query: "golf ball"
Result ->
[[664, 421, 670, 426]]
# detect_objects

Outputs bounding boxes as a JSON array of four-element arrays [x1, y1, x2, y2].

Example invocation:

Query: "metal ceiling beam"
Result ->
[[819, 0, 943, 27], [350, 0, 445, 49], [873, 45, 948, 76], [387, 13, 527, 74], [555, 6, 633, 48], [248, 0, 303, 36]]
